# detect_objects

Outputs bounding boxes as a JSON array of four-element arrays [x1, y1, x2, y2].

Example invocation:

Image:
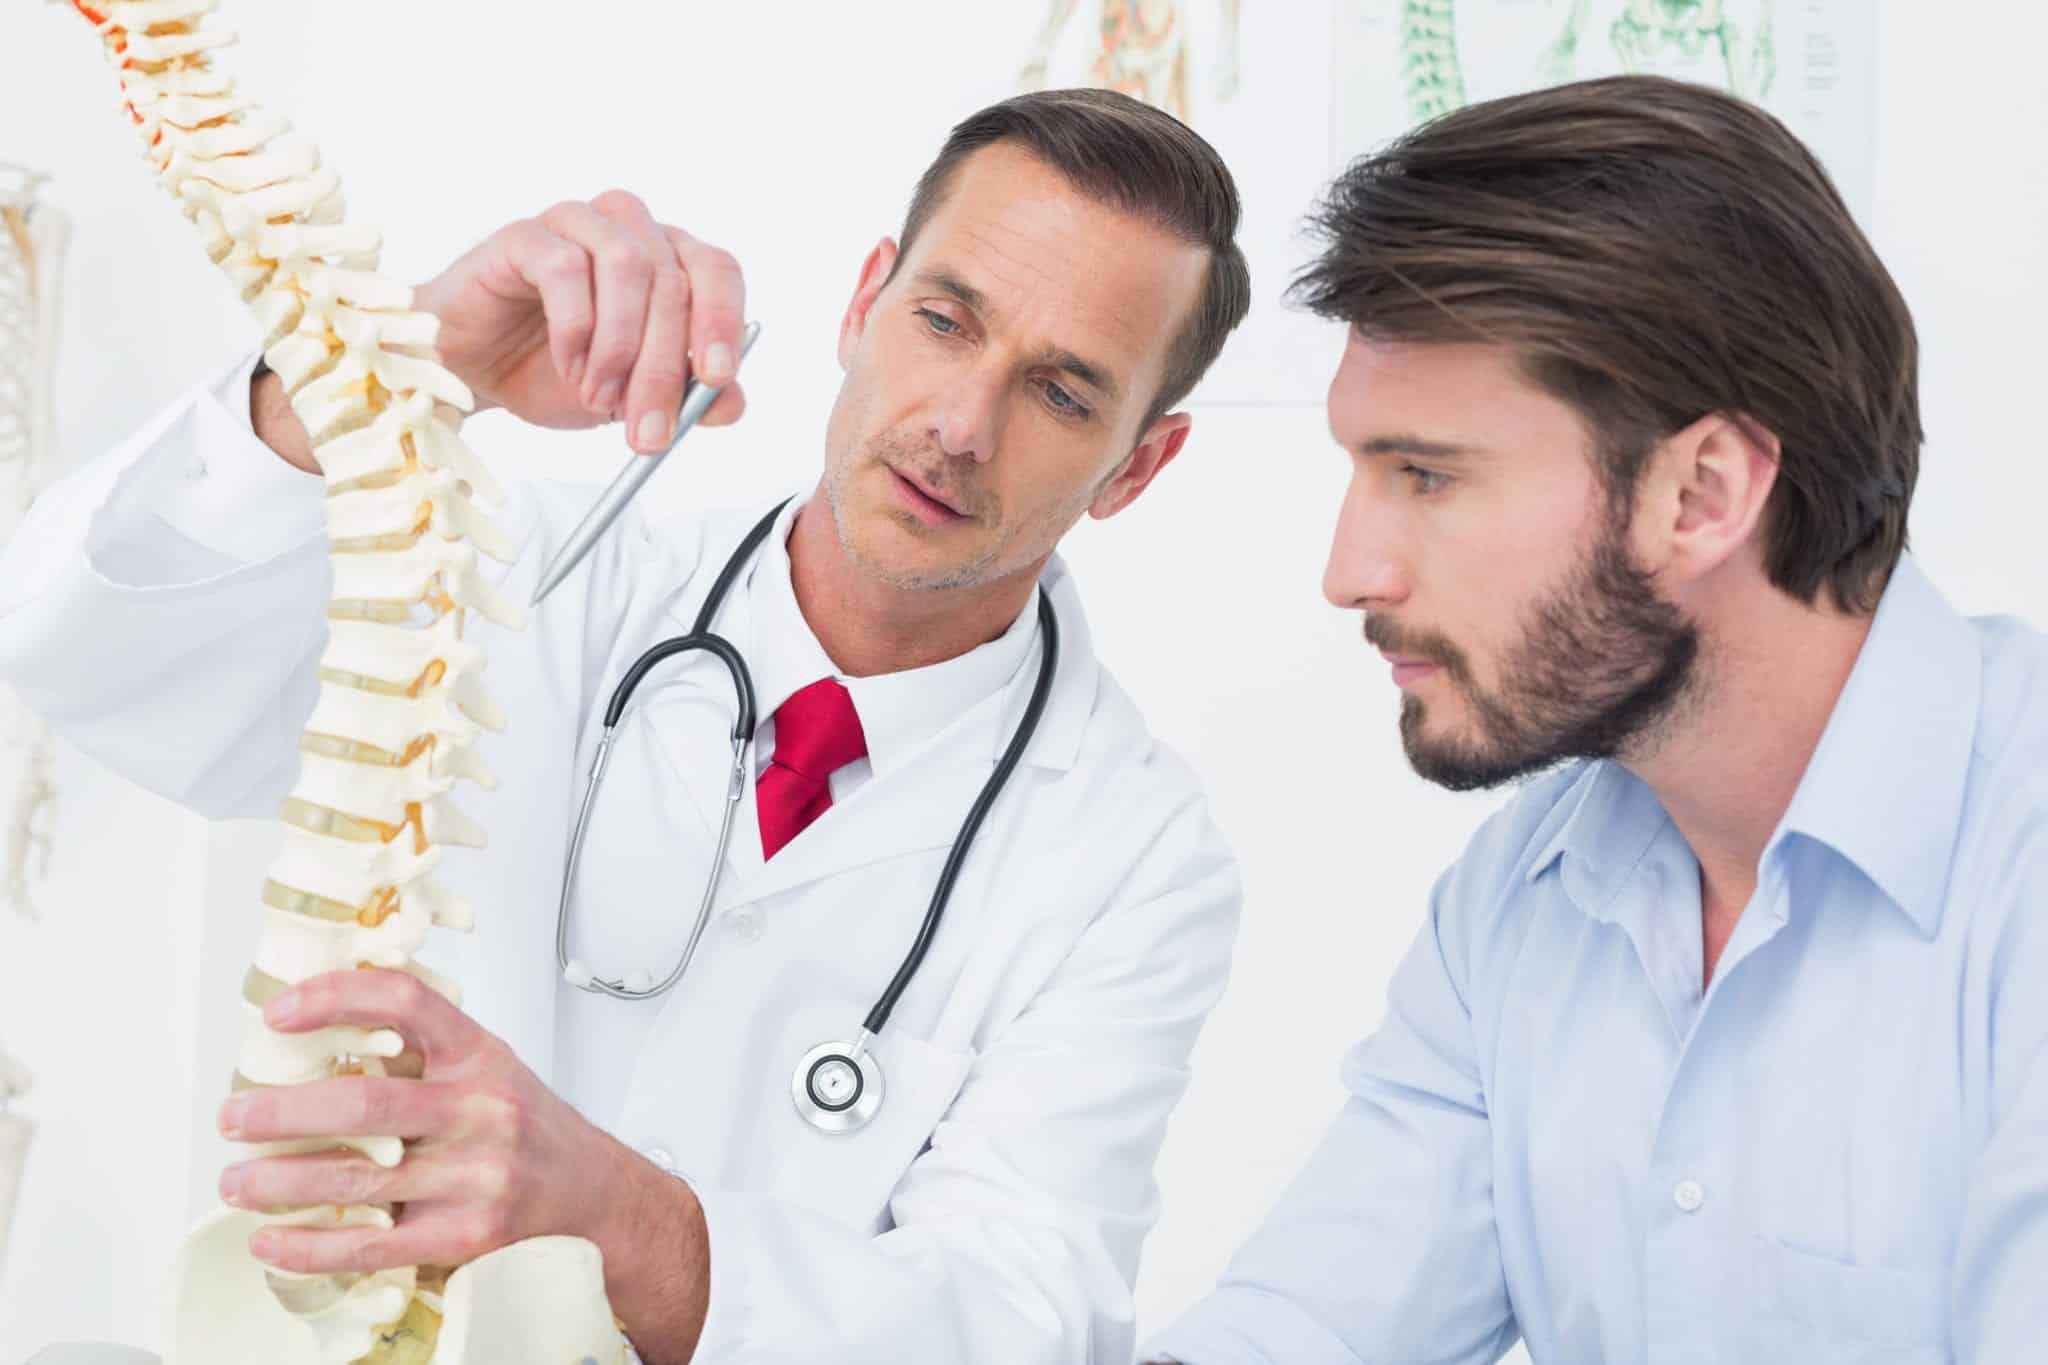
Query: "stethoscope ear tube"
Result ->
[[604, 632, 756, 740], [859, 588, 1060, 1038]]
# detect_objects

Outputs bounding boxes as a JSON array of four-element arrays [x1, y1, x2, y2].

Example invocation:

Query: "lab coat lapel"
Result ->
[[736, 560, 1100, 909], [736, 717, 999, 908]]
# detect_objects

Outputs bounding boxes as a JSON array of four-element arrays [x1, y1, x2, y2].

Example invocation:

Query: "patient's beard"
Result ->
[[1374, 518, 1700, 793]]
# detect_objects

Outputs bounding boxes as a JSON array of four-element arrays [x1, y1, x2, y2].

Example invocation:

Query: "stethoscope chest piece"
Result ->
[[793, 1035, 885, 1134]]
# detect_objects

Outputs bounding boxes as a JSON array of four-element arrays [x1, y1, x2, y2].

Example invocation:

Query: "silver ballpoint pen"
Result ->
[[530, 319, 761, 606]]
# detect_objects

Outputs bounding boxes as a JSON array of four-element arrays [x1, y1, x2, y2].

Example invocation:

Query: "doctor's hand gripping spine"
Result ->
[[72, 1, 524, 1358]]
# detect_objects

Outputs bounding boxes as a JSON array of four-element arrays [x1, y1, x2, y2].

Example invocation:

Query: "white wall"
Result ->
[[1, 1, 2042, 1358]]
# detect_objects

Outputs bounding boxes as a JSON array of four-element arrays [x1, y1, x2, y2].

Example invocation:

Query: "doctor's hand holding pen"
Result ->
[[254, 189, 752, 474]]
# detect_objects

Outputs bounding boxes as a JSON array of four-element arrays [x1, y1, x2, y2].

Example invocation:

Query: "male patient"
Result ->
[[1149, 76, 2048, 1363]]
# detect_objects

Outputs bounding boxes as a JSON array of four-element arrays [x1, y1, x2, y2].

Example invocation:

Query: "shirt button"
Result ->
[[1672, 1178, 1706, 1214], [640, 1144, 675, 1173], [728, 907, 764, 942]]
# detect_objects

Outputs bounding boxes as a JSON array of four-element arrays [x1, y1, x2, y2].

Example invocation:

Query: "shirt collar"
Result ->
[[1526, 556, 1980, 938], [1769, 555, 1979, 936], [744, 493, 1041, 780]]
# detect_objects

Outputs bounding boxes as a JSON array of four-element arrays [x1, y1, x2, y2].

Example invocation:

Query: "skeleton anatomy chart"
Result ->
[[68, 2, 626, 1360], [1, 164, 68, 922], [1019, 0, 1245, 124]]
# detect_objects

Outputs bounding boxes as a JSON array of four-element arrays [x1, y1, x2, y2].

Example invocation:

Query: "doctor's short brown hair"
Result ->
[[896, 87, 1252, 428], [1295, 75, 1922, 614]]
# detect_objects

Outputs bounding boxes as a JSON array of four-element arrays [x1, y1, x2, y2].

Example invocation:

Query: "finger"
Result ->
[[222, 1144, 509, 1211], [220, 1076, 458, 1145], [542, 199, 658, 418], [252, 1203, 512, 1276], [700, 380, 747, 429], [263, 967, 476, 1062], [665, 226, 747, 387], [492, 218, 595, 392], [591, 190, 693, 453]]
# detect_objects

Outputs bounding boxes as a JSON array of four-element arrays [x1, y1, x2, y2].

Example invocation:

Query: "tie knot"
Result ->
[[771, 678, 867, 780]]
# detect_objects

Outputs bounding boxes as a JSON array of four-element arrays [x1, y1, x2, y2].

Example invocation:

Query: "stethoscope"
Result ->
[[553, 499, 1059, 1134]]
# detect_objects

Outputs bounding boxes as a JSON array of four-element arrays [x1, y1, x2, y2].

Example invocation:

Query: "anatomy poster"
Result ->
[[1017, 0, 1350, 405], [1015, 2, 1877, 406], [1332, 0, 1878, 220]]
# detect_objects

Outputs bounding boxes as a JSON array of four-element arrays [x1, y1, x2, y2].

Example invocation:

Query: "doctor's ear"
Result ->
[[1628, 410, 1782, 584], [838, 238, 901, 370], [1090, 411, 1193, 521]]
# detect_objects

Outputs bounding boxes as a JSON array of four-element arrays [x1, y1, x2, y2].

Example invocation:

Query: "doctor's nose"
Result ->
[[1323, 476, 1410, 610], [932, 369, 1006, 465]]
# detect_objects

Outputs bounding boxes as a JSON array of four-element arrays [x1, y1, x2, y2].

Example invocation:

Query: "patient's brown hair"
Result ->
[[1296, 75, 1921, 613]]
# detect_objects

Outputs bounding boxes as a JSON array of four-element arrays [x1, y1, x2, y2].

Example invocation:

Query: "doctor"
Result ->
[[0, 88, 1250, 1363]]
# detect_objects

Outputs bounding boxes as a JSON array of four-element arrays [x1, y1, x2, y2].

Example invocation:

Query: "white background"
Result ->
[[1, 1, 2043, 1358]]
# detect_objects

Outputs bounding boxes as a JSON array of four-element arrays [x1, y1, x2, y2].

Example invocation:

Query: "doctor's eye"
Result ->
[[916, 308, 962, 337], [1402, 464, 1451, 495], [1036, 379, 1090, 420]]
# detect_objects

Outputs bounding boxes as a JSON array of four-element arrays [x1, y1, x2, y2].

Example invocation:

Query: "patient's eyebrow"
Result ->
[[1354, 434, 1486, 460]]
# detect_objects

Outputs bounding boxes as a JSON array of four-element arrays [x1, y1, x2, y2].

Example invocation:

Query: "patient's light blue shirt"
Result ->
[[1148, 557, 2048, 1365]]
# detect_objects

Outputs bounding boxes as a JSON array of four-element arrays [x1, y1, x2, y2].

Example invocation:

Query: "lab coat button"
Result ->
[[1672, 1179, 1706, 1213], [641, 1145, 675, 1173], [728, 907, 764, 942]]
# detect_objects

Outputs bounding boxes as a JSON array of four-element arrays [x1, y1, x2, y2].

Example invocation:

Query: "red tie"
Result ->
[[757, 678, 868, 860]]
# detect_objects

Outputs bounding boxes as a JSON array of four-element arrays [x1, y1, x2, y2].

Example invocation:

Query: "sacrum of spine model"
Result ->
[[69, 3, 626, 1361]]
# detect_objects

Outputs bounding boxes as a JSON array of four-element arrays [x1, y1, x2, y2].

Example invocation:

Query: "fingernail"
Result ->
[[219, 1097, 248, 1138], [265, 990, 300, 1027], [220, 1164, 248, 1206], [703, 343, 734, 384], [592, 381, 621, 415], [636, 411, 672, 451], [250, 1230, 281, 1262]]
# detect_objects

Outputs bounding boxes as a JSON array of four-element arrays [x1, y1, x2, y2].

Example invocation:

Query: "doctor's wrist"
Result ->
[[588, 1141, 713, 1363]]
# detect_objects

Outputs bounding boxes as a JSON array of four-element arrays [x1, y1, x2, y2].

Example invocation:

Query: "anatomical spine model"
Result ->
[[71, 3, 624, 1361]]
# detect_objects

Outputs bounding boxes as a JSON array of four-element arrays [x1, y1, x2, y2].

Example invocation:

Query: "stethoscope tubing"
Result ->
[[553, 499, 1059, 1037]]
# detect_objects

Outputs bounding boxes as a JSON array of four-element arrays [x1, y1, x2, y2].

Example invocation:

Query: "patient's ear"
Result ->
[[1628, 411, 1781, 584], [838, 238, 899, 369], [1091, 412, 1193, 520]]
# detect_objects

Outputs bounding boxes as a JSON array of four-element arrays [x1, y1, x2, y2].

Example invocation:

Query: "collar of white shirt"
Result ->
[[739, 493, 1041, 782], [1526, 554, 1978, 939]]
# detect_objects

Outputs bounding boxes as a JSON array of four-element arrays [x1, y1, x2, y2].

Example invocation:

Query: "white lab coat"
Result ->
[[0, 359, 1242, 1363]]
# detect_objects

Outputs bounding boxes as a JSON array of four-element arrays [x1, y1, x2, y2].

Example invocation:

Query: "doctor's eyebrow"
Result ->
[[913, 267, 1122, 403]]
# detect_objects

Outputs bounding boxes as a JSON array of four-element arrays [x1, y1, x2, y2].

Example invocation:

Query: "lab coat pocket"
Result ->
[[1757, 1236, 1949, 1360], [769, 1031, 976, 1233]]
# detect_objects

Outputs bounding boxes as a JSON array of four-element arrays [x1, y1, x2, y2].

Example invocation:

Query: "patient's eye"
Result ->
[[917, 308, 961, 337], [1403, 464, 1450, 495]]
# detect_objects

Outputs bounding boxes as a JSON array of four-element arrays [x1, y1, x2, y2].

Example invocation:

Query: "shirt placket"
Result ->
[[1641, 859, 1791, 1362]]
